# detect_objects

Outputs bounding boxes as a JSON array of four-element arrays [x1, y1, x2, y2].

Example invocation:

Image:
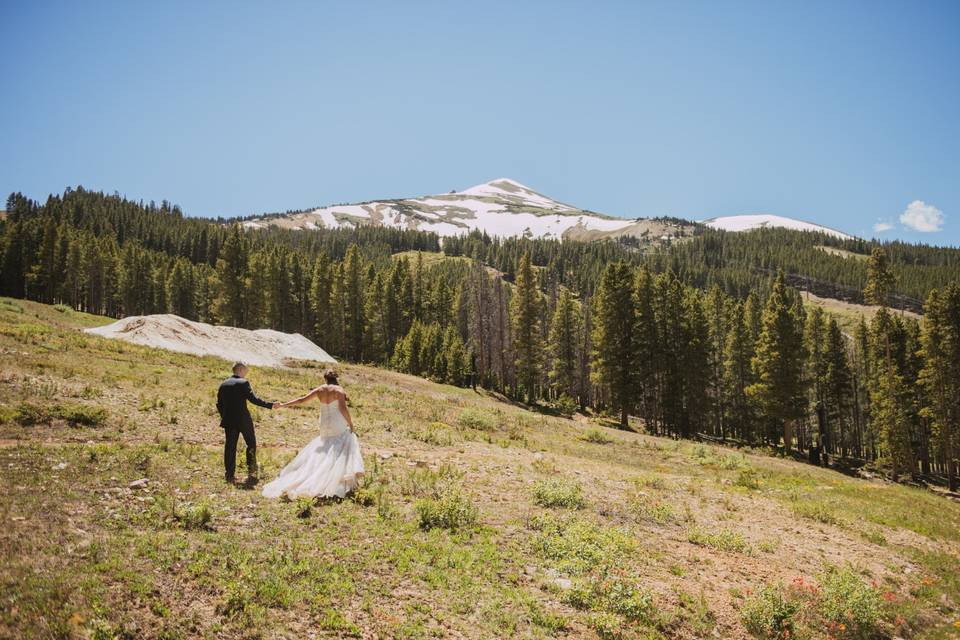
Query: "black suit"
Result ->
[[216, 375, 274, 480]]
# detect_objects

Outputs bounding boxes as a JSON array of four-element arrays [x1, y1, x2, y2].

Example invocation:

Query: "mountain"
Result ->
[[244, 178, 857, 242], [702, 214, 853, 240], [242, 178, 694, 243]]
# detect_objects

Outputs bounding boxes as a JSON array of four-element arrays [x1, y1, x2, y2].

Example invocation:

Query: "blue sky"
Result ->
[[2, 1, 958, 244]]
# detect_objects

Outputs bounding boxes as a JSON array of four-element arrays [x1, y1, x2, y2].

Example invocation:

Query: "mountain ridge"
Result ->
[[240, 177, 853, 242]]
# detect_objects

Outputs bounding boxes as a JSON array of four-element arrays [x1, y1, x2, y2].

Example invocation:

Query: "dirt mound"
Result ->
[[85, 314, 336, 368]]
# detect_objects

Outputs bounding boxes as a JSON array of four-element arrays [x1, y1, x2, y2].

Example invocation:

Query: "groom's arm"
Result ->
[[244, 381, 275, 410]]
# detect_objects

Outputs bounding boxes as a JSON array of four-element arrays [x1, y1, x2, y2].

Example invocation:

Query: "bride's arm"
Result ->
[[278, 388, 319, 408], [337, 393, 354, 431]]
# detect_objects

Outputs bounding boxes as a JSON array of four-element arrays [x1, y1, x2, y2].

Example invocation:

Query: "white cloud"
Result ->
[[899, 200, 944, 232], [873, 220, 894, 233]]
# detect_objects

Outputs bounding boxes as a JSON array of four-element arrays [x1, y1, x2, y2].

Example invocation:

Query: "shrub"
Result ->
[[580, 428, 612, 444], [54, 403, 108, 427], [177, 502, 213, 530], [456, 408, 497, 432], [687, 527, 751, 554], [398, 464, 461, 498], [415, 486, 478, 531], [735, 468, 762, 490], [12, 402, 47, 426], [586, 612, 623, 640], [630, 494, 674, 524], [632, 474, 666, 490], [792, 501, 841, 525], [533, 478, 586, 509], [554, 394, 579, 417], [817, 566, 881, 638], [294, 497, 313, 518], [565, 570, 657, 624], [413, 421, 455, 446], [531, 513, 636, 575], [739, 583, 799, 639]]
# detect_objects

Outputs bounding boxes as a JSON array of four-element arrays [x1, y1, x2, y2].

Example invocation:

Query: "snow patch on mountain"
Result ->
[[701, 214, 852, 240], [252, 178, 646, 240]]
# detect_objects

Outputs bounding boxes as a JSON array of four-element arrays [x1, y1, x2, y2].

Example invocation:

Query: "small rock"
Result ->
[[11, 516, 26, 522], [553, 578, 573, 590], [532, 452, 545, 461], [378, 452, 394, 460], [128, 478, 149, 489], [53, 462, 67, 470]]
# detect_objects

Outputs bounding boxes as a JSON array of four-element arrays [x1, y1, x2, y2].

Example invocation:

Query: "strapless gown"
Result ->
[[261, 400, 365, 499]]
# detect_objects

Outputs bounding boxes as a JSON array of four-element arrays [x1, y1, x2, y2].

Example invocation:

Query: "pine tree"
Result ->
[[705, 285, 729, 438], [363, 272, 388, 363], [919, 285, 960, 491], [633, 268, 658, 429], [864, 247, 895, 307], [804, 306, 828, 406], [748, 273, 807, 449], [591, 262, 637, 428], [309, 252, 333, 340], [864, 246, 914, 474], [723, 301, 756, 443], [341, 244, 366, 361], [822, 316, 853, 456], [683, 288, 712, 437], [872, 359, 914, 478], [27, 216, 58, 303], [548, 287, 583, 403], [328, 262, 347, 357], [245, 250, 269, 329], [213, 226, 249, 327], [510, 253, 542, 403], [166, 258, 196, 319]]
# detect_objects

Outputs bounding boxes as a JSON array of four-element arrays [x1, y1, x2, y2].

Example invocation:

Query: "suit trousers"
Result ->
[[223, 422, 257, 480]]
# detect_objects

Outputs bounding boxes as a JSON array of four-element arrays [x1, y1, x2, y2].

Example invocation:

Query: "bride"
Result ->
[[262, 369, 365, 499]]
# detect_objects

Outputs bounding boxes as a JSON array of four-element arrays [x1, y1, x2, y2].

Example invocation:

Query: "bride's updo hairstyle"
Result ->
[[323, 369, 339, 385]]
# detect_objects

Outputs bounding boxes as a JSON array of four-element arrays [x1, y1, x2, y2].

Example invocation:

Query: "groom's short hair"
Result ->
[[232, 361, 248, 375]]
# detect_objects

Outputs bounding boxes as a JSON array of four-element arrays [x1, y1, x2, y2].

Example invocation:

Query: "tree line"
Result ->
[[1, 188, 957, 488]]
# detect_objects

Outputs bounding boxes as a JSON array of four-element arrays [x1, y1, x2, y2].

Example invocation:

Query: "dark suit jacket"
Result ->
[[217, 375, 273, 429]]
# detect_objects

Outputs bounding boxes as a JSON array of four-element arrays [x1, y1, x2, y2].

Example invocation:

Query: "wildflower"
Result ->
[[882, 591, 897, 602]]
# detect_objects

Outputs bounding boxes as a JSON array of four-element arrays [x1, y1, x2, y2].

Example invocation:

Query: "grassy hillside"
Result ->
[[1, 298, 959, 640]]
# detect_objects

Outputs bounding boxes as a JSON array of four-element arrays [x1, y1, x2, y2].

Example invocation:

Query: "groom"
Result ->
[[217, 362, 279, 484]]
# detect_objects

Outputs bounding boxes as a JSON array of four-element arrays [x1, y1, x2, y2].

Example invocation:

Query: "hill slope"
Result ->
[[2, 298, 959, 639]]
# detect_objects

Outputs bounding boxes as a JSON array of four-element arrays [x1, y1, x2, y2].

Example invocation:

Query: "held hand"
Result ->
[[272, 402, 282, 409]]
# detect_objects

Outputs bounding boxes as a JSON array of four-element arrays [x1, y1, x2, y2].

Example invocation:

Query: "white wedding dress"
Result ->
[[262, 399, 365, 499]]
